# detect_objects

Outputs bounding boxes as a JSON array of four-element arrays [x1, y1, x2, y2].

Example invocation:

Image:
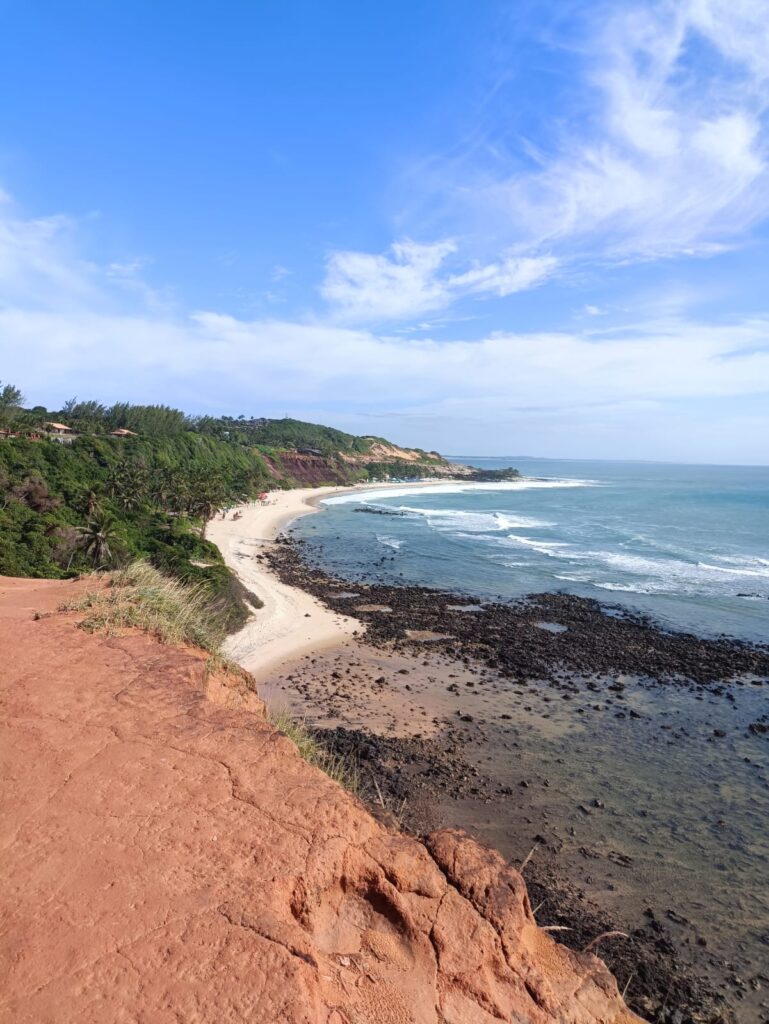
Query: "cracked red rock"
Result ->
[[0, 576, 643, 1023]]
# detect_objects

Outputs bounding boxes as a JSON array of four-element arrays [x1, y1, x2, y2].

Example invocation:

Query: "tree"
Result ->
[[108, 461, 149, 512], [187, 476, 227, 539], [76, 514, 118, 568], [60, 399, 108, 433], [0, 381, 24, 426], [79, 484, 106, 519]]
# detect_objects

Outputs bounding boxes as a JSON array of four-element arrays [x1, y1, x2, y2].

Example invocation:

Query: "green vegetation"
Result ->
[[267, 706, 360, 794], [0, 383, 517, 625], [0, 380, 25, 427], [461, 466, 521, 482], [195, 415, 378, 455], [60, 561, 227, 654], [0, 429, 275, 626]]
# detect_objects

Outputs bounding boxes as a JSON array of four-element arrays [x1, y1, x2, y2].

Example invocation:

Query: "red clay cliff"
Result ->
[[0, 576, 643, 1024]]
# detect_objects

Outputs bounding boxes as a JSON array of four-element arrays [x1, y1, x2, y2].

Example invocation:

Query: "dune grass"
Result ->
[[60, 563, 359, 794], [59, 560, 226, 654], [267, 706, 359, 795]]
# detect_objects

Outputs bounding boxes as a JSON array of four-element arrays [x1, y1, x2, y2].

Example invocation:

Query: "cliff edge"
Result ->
[[0, 576, 642, 1024]]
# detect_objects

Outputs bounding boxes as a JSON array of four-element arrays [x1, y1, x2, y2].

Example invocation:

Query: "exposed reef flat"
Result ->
[[268, 536, 769, 687], [259, 537, 769, 1023]]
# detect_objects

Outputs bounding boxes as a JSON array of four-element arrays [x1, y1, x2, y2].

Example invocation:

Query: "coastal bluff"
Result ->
[[0, 576, 642, 1024]]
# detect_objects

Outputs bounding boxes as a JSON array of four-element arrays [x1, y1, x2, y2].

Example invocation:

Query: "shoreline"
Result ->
[[207, 481, 441, 679], [207, 485, 358, 679]]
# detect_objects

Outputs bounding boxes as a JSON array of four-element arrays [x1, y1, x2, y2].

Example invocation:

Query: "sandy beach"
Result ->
[[207, 486, 361, 679], [209, 480, 456, 678]]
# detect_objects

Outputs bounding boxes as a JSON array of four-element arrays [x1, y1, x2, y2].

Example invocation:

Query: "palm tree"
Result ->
[[77, 514, 118, 568], [79, 485, 105, 519], [108, 465, 148, 513], [187, 479, 227, 539]]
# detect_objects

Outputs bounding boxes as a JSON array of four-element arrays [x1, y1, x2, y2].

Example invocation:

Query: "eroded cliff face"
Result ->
[[0, 577, 643, 1024], [263, 446, 475, 487]]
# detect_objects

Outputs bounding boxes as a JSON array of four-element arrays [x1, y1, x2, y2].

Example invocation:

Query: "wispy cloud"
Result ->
[[321, 238, 556, 322], [479, 0, 769, 259], [0, 205, 98, 311], [319, 1, 769, 327]]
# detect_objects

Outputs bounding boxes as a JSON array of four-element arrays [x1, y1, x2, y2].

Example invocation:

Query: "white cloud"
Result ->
[[687, 0, 769, 82], [1, 187, 768, 462], [321, 239, 556, 322], [320, 1, 769, 326], [448, 255, 558, 297], [321, 239, 456, 321], [0, 206, 99, 311], [4, 302, 768, 418], [468, 0, 769, 260]]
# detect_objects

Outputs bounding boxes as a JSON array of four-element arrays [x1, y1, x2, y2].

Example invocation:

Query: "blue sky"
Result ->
[[1, 0, 768, 462]]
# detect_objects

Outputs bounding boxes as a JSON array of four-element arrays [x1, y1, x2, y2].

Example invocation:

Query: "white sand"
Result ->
[[207, 487, 360, 679]]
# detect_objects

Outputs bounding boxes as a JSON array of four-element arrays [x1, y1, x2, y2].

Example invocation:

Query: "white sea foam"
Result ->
[[697, 561, 769, 578], [377, 535, 403, 551], [323, 478, 598, 505], [593, 581, 654, 593], [447, 530, 573, 558], [500, 534, 571, 557], [394, 506, 553, 532], [584, 550, 769, 595]]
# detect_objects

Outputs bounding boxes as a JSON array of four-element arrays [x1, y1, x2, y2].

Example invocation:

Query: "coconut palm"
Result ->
[[77, 514, 118, 568], [108, 462, 148, 513], [80, 485, 106, 519], [187, 478, 227, 539]]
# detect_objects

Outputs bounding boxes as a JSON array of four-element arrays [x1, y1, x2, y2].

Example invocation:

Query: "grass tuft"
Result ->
[[59, 560, 226, 653], [267, 705, 359, 795]]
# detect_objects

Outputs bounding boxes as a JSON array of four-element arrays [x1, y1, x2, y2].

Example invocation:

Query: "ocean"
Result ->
[[291, 458, 769, 644]]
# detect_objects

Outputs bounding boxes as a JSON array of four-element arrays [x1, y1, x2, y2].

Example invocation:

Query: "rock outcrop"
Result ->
[[0, 576, 642, 1024]]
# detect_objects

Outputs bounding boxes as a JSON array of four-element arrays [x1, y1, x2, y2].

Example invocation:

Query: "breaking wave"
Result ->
[[323, 478, 598, 505], [394, 507, 553, 532]]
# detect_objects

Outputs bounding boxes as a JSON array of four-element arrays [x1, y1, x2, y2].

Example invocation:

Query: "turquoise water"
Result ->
[[292, 459, 769, 644]]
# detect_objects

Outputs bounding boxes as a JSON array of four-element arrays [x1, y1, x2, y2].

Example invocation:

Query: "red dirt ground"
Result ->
[[0, 576, 642, 1024]]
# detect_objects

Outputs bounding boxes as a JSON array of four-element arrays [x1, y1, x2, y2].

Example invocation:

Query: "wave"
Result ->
[[485, 539, 769, 595], [318, 478, 768, 602], [501, 534, 572, 558], [323, 477, 598, 505], [582, 550, 769, 597], [393, 506, 553, 532], [458, 533, 572, 558], [697, 561, 769, 578], [593, 581, 654, 594]]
